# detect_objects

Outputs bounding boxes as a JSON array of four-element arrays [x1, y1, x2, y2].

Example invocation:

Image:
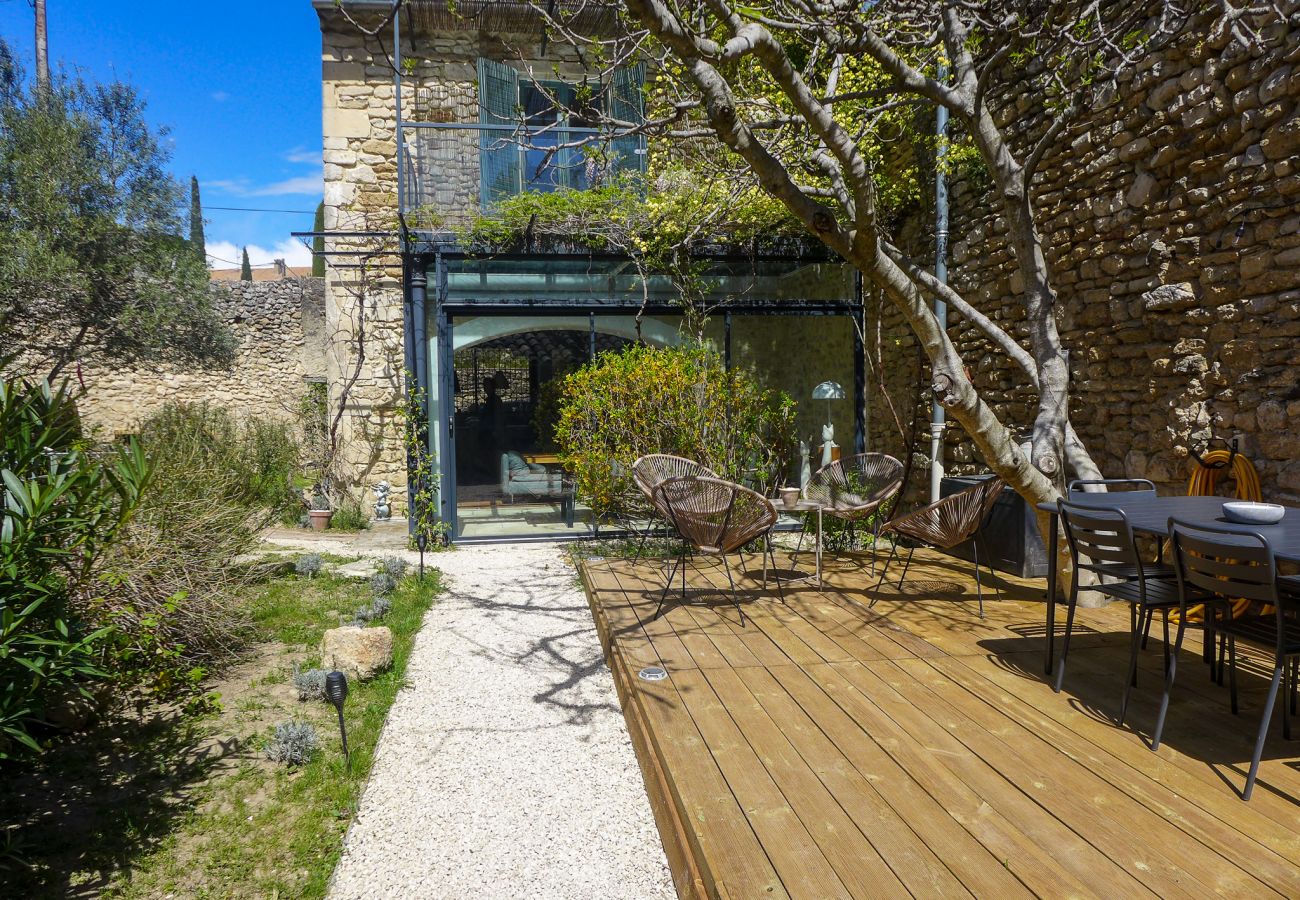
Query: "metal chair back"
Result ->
[[1068, 478, 1156, 496], [804, 452, 903, 519], [632, 454, 717, 519], [1168, 518, 1278, 609], [1057, 499, 1146, 581], [654, 475, 777, 555]]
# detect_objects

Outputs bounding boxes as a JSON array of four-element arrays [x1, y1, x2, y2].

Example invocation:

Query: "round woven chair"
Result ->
[[630, 455, 719, 558], [651, 475, 782, 625], [872, 476, 1006, 618], [803, 452, 904, 573]]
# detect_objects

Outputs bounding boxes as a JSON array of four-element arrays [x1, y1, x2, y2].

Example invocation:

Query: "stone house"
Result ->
[[314, 0, 865, 541]]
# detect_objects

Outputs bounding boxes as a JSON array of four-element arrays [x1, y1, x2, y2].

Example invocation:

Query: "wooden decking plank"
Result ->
[[582, 561, 667, 670], [702, 666, 911, 899], [670, 668, 855, 899], [780, 662, 1113, 898], [867, 657, 1256, 898], [815, 660, 1159, 898], [930, 653, 1300, 893], [601, 562, 699, 671], [630, 671, 789, 899], [737, 665, 999, 899], [976, 644, 1300, 840]]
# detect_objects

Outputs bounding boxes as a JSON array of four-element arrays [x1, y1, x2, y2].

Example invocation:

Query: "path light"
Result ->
[[416, 532, 427, 580], [326, 670, 350, 773]]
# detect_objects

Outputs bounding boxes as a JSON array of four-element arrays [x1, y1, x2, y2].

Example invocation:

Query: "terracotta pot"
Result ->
[[308, 509, 333, 531]]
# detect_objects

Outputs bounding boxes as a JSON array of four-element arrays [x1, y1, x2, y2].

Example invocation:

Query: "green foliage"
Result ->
[[0, 39, 233, 376], [90, 403, 299, 702], [188, 176, 205, 263], [240, 247, 252, 281], [293, 666, 328, 702], [396, 378, 448, 547], [0, 372, 150, 757], [328, 496, 369, 531], [311, 201, 325, 277], [264, 721, 318, 767], [554, 343, 796, 521], [295, 553, 324, 579]]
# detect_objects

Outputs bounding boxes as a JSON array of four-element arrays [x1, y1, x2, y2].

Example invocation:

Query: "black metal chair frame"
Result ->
[[1161, 518, 1300, 800], [1067, 478, 1157, 495], [1053, 499, 1188, 728], [651, 476, 784, 626]]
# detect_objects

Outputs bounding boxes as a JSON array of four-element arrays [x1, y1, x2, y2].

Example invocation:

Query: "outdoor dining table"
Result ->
[[1037, 493, 1300, 674]]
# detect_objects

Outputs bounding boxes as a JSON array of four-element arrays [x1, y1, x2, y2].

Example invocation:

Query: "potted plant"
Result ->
[[307, 492, 333, 531]]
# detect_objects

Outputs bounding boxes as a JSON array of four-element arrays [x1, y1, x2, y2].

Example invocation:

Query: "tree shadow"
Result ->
[[0, 705, 237, 896]]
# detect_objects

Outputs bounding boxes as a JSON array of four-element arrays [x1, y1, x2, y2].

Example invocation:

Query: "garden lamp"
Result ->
[[811, 381, 845, 429], [416, 532, 427, 580], [326, 670, 350, 773]]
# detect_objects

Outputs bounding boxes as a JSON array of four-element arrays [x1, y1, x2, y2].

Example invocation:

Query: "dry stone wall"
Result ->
[[869, 12, 1300, 503], [77, 277, 326, 436]]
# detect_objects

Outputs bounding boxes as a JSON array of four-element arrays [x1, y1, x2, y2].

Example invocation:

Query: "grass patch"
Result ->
[[1, 565, 441, 899]]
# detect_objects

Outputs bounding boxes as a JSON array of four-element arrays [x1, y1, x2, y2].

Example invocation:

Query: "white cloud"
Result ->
[[207, 239, 314, 271], [284, 147, 321, 165], [248, 173, 323, 197]]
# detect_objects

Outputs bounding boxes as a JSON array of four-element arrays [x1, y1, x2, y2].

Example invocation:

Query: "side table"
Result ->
[[766, 499, 824, 588]]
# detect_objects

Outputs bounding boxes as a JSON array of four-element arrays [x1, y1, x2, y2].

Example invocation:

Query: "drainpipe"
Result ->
[[929, 67, 949, 503]]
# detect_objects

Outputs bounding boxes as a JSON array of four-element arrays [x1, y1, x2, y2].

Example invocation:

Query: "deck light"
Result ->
[[416, 532, 427, 579], [326, 670, 350, 772]]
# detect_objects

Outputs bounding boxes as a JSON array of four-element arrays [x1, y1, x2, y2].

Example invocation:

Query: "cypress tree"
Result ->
[[189, 175, 206, 263], [240, 246, 252, 281], [312, 201, 325, 277]]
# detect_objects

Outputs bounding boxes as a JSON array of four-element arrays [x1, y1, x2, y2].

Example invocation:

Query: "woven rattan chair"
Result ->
[[630, 455, 718, 557], [1164, 519, 1300, 800], [803, 452, 904, 572], [652, 475, 782, 625], [870, 476, 1005, 618]]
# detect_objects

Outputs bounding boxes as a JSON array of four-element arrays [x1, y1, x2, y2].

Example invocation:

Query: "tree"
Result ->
[[0, 39, 234, 379], [531, 0, 1283, 508], [240, 246, 253, 281], [312, 201, 325, 277], [190, 175, 206, 264]]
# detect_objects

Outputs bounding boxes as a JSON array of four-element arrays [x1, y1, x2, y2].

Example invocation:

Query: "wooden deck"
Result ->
[[580, 547, 1300, 899]]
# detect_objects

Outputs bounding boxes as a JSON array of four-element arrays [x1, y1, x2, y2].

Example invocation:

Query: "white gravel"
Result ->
[[327, 543, 675, 900]]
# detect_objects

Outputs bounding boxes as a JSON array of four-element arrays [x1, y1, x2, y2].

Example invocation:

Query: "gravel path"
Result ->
[[327, 544, 674, 899]]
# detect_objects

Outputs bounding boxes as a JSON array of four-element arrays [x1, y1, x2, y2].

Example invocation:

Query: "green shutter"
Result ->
[[478, 58, 521, 209], [610, 63, 647, 175]]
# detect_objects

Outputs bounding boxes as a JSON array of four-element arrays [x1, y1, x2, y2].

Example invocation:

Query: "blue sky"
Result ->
[[0, 0, 324, 270]]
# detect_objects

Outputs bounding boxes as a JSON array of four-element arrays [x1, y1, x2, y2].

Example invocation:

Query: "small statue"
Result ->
[[373, 481, 391, 521], [799, 439, 812, 488], [821, 422, 838, 469]]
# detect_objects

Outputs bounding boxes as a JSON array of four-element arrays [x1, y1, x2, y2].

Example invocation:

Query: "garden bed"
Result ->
[[1, 561, 441, 898]]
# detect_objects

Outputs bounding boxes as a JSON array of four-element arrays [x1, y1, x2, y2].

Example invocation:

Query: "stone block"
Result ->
[[324, 106, 371, 139], [321, 626, 394, 681]]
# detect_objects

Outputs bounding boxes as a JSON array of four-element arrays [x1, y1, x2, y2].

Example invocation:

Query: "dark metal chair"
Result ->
[[870, 476, 1005, 618], [804, 452, 904, 573], [652, 475, 782, 625], [1162, 519, 1300, 800], [1053, 499, 1191, 729]]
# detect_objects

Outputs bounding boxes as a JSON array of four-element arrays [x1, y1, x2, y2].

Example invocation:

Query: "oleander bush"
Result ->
[[554, 343, 796, 521]]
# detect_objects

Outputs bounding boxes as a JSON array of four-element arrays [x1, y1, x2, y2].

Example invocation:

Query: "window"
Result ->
[[477, 58, 645, 209]]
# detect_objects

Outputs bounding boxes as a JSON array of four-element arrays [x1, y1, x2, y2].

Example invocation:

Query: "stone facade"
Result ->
[[318, 9, 595, 511], [868, 13, 1300, 503], [77, 278, 326, 436]]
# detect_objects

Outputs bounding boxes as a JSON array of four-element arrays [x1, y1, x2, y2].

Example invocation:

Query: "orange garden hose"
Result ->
[[1172, 448, 1263, 622]]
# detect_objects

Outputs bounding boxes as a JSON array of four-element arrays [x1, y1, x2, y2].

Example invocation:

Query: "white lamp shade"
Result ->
[[811, 381, 845, 400]]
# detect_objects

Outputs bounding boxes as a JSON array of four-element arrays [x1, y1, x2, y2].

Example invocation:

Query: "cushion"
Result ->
[[504, 451, 528, 473]]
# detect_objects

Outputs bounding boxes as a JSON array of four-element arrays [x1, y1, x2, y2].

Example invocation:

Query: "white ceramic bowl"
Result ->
[[1222, 501, 1285, 525]]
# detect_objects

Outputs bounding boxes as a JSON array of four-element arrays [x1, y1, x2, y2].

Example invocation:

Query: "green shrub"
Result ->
[[264, 721, 318, 766], [554, 343, 796, 521], [329, 496, 370, 531], [89, 403, 299, 702], [0, 373, 150, 757]]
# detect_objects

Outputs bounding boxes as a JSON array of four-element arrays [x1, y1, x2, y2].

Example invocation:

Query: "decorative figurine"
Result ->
[[821, 422, 838, 469], [799, 439, 812, 488], [373, 480, 392, 521]]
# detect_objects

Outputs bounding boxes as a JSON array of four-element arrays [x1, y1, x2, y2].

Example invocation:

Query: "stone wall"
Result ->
[[868, 12, 1300, 503], [77, 277, 326, 436]]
